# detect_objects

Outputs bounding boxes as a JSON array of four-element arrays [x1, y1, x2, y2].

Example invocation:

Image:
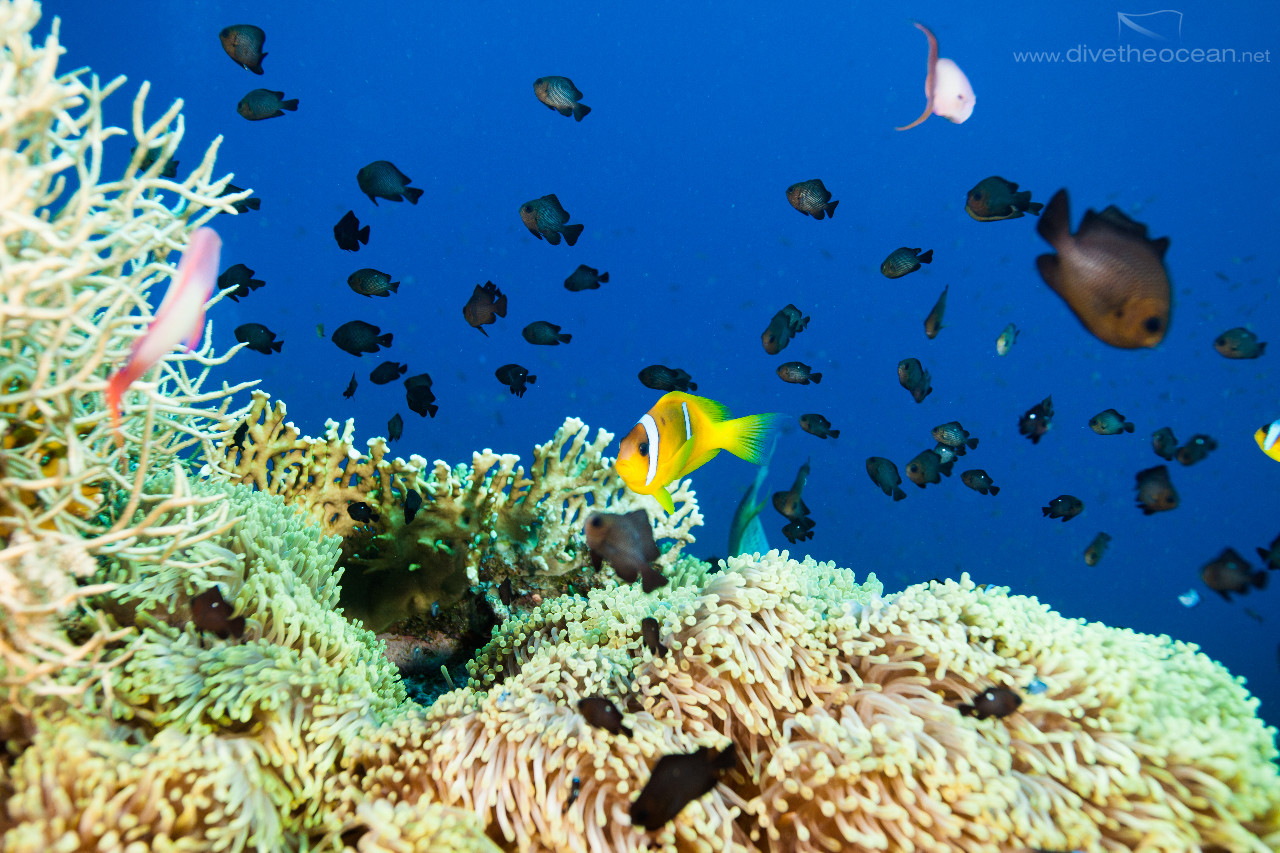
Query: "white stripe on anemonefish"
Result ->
[[680, 402, 692, 441], [640, 413, 660, 486]]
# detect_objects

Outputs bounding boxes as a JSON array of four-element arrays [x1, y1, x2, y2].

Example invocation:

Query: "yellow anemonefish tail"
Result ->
[[1256, 419, 1280, 463], [615, 391, 783, 513]]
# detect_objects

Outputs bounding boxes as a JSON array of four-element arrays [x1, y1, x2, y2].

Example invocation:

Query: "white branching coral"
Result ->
[[0, 0, 251, 542], [0, 0, 249, 717], [216, 391, 703, 631]]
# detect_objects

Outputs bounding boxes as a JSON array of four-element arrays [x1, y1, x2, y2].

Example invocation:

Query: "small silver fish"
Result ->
[[996, 323, 1019, 355]]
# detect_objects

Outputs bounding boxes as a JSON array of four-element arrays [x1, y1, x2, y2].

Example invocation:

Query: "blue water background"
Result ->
[[47, 1, 1280, 730]]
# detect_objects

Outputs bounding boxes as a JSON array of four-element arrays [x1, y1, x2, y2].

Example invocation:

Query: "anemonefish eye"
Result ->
[[638, 441, 649, 456]]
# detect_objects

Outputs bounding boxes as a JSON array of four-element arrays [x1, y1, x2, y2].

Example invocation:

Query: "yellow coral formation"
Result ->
[[335, 555, 1280, 853], [217, 390, 703, 631]]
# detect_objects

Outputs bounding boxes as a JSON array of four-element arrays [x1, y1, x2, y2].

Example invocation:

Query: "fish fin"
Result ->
[[1123, 423, 1134, 433], [1027, 202, 1044, 215], [681, 446, 720, 476], [558, 333, 572, 343], [556, 105, 574, 117], [672, 391, 731, 424], [1036, 189, 1071, 246], [378, 333, 394, 347], [917, 250, 933, 264], [545, 230, 562, 245], [358, 225, 370, 244], [718, 412, 783, 464], [403, 187, 424, 205], [105, 365, 139, 440], [1086, 205, 1149, 240], [892, 487, 906, 501], [272, 340, 283, 352], [808, 372, 822, 384], [895, 106, 932, 131], [825, 199, 839, 218], [1253, 571, 1269, 590], [988, 486, 1000, 496], [655, 487, 675, 513], [598, 272, 609, 283], [827, 429, 840, 438], [640, 565, 668, 593], [966, 438, 979, 449], [388, 281, 400, 293], [573, 103, 591, 121], [563, 223, 585, 246]]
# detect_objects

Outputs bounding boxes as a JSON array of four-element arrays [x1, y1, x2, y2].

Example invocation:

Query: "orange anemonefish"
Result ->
[[1256, 419, 1280, 462], [616, 392, 782, 513]]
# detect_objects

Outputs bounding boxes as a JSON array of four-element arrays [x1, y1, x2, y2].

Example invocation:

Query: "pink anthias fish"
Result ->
[[106, 227, 222, 440], [896, 22, 976, 130]]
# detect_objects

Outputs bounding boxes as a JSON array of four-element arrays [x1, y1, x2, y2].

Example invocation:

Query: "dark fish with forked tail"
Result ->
[[357, 160, 423, 205], [463, 281, 507, 335], [520, 194, 583, 245], [219, 24, 266, 74], [881, 247, 932, 278], [236, 88, 297, 121], [333, 210, 369, 251], [332, 320, 392, 356], [866, 457, 906, 501], [1035, 189, 1171, 348], [534, 76, 590, 121], [585, 510, 665, 592], [965, 176, 1043, 221], [786, 179, 839, 219]]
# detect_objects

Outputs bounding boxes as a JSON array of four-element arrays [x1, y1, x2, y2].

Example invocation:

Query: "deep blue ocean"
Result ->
[[49, 2, 1280, 731]]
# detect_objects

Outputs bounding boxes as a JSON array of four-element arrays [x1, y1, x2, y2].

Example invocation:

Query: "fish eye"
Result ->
[[1144, 316, 1162, 333], [589, 516, 603, 528], [638, 441, 649, 456]]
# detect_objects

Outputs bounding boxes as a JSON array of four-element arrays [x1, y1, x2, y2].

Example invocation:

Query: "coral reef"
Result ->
[[216, 390, 703, 632], [0, 0, 250, 546], [0, 0, 248, 717], [2, 3, 1279, 852], [335, 557, 1280, 853]]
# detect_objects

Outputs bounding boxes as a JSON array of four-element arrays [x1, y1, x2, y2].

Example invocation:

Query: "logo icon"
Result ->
[[1117, 10, 1183, 41]]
